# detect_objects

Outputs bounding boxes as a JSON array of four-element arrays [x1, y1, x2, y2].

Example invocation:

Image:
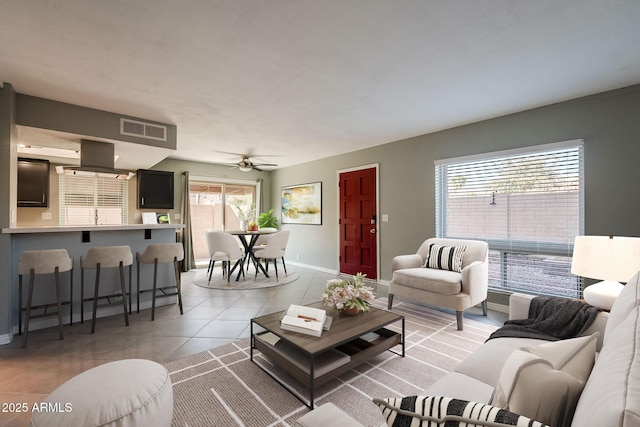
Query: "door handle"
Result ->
[[370, 229, 376, 234]]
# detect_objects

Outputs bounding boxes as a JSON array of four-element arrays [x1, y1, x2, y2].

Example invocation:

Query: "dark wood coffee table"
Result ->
[[250, 301, 404, 409]]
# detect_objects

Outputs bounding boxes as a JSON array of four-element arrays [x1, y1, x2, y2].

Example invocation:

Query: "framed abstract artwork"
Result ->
[[281, 182, 322, 225]]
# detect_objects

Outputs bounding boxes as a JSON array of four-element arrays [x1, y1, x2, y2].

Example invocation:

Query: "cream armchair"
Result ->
[[388, 237, 489, 330]]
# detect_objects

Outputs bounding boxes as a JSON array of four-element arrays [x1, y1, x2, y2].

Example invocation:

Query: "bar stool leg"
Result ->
[[55, 267, 64, 341], [22, 269, 35, 348], [91, 264, 101, 334], [70, 268, 73, 326], [81, 267, 85, 324], [120, 262, 130, 326], [174, 258, 184, 315], [136, 260, 141, 314], [18, 275, 23, 335], [151, 259, 158, 321]]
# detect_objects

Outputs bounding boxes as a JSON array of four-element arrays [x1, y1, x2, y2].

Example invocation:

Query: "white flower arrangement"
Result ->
[[321, 273, 375, 312]]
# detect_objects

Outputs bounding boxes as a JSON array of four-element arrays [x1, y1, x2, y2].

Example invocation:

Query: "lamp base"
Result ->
[[583, 280, 624, 311]]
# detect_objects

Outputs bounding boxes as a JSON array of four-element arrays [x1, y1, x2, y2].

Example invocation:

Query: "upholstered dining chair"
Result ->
[[253, 230, 290, 281], [206, 230, 245, 284]]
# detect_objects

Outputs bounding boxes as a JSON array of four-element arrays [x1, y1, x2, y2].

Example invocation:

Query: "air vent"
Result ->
[[120, 118, 167, 141]]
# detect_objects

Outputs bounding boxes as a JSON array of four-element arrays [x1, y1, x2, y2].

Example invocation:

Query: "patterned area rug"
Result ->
[[165, 299, 498, 427], [193, 267, 299, 290]]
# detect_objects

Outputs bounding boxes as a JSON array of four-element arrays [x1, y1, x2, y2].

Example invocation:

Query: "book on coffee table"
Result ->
[[280, 304, 327, 337]]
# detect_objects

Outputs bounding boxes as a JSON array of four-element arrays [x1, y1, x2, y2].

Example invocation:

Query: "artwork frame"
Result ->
[[281, 182, 322, 225]]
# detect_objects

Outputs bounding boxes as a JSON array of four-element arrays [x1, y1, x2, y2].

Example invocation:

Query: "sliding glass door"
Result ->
[[189, 180, 257, 263]]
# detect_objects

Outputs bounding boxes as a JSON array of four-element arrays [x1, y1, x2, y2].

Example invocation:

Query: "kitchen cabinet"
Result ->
[[18, 158, 49, 208]]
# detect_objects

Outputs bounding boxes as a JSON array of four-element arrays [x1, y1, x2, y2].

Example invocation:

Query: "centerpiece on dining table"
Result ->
[[321, 273, 375, 315]]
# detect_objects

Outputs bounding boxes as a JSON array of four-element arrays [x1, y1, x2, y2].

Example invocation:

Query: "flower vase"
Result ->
[[341, 306, 360, 316]]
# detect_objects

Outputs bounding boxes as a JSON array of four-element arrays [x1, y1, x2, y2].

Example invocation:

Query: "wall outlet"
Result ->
[[42, 212, 52, 220], [296, 254, 300, 261], [382, 214, 389, 222], [174, 213, 181, 220], [135, 212, 140, 219]]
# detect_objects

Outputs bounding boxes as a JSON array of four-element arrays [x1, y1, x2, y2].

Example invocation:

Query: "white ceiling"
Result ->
[[1, 1, 640, 170]]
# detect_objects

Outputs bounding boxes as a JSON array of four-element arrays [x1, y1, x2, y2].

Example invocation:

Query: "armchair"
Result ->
[[388, 237, 489, 330]]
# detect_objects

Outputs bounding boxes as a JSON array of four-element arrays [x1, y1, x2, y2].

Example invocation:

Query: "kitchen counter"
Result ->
[[2, 223, 183, 234]]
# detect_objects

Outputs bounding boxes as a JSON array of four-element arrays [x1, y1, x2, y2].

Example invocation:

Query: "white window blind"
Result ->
[[435, 140, 584, 297], [59, 174, 128, 225]]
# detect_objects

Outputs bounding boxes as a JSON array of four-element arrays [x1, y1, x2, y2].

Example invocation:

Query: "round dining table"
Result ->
[[228, 229, 276, 281]]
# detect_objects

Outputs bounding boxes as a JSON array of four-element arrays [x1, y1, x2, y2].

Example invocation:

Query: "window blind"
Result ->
[[59, 174, 128, 225], [435, 140, 584, 297]]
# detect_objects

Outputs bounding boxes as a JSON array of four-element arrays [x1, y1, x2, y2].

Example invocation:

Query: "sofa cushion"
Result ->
[[492, 334, 597, 427], [374, 396, 550, 427], [455, 337, 549, 386], [604, 271, 640, 344], [571, 306, 640, 427], [391, 268, 462, 295], [425, 244, 466, 273], [423, 372, 494, 403]]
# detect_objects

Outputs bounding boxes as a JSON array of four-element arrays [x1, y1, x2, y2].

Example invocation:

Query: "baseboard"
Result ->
[[487, 301, 509, 314], [286, 261, 338, 275]]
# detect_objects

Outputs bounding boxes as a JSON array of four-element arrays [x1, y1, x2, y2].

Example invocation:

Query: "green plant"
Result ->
[[258, 209, 279, 229]]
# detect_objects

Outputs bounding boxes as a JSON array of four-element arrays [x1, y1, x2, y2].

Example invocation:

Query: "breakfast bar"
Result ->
[[2, 224, 184, 337]]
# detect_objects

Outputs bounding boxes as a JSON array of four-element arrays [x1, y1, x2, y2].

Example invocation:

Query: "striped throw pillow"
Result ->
[[374, 396, 550, 427], [425, 244, 466, 272]]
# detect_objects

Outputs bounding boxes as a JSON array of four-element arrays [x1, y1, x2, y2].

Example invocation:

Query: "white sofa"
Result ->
[[296, 272, 640, 427], [388, 238, 489, 330]]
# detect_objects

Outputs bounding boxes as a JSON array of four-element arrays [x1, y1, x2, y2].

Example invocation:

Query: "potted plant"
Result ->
[[258, 209, 279, 229]]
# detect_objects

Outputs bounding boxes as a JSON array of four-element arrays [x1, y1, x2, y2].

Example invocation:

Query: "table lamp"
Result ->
[[571, 235, 640, 310]]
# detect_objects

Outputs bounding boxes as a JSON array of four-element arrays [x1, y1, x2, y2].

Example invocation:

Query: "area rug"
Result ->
[[193, 267, 299, 290], [165, 299, 499, 427]]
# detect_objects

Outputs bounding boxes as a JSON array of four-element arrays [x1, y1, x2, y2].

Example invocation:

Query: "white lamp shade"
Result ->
[[571, 236, 640, 283]]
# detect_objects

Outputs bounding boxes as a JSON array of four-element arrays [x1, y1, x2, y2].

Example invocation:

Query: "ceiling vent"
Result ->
[[120, 118, 167, 141]]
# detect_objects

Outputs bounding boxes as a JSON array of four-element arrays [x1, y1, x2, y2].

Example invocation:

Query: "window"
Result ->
[[435, 140, 584, 297], [59, 174, 128, 225], [189, 179, 258, 262]]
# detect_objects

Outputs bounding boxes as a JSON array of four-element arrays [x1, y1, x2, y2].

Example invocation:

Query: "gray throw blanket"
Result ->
[[487, 296, 599, 342]]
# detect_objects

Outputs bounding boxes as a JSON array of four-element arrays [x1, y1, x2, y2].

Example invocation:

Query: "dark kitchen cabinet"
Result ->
[[137, 169, 174, 209], [18, 158, 50, 207]]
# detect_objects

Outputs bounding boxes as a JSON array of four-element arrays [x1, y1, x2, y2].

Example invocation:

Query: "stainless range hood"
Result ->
[[56, 140, 135, 180]]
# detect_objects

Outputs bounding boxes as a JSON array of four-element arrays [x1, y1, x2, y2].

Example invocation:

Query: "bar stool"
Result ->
[[19, 249, 73, 348], [81, 245, 132, 333], [136, 243, 184, 321]]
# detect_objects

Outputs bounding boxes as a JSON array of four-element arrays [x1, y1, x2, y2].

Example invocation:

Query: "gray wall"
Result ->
[[272, 85, 640, 293], [0, 84, 17, 340]]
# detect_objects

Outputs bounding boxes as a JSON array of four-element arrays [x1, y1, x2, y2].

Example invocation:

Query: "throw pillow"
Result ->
[[425, 244, 466, 272], [374, 395, 550, 427], [492, 333, 598, 427]]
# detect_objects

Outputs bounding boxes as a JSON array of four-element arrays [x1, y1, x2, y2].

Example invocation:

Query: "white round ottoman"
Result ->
[[31, 359, 173, 427]]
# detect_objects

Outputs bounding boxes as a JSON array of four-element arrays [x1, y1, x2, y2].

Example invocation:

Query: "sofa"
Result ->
[[296, 272, 640, 427], [388, 237, 489, 330]]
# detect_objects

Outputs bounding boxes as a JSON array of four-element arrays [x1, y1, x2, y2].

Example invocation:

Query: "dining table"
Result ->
[[228, 229, 276, 281]]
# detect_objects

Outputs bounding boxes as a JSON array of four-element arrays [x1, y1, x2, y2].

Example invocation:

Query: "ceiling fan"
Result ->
[[217, 153, 278, 172]]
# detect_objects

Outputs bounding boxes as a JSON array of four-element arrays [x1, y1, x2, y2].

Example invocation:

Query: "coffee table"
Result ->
[[250, 301, 404, 409]]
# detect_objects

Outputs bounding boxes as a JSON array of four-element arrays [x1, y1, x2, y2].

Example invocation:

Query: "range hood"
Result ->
[[56, 140, 135, 180]]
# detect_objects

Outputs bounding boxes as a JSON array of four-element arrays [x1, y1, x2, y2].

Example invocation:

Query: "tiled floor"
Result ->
[[0, 266, 506, 426]]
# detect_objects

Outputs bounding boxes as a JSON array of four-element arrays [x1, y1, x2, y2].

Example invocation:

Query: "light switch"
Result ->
[[382, 214, 389, 222], [42, 212, 52, 220]]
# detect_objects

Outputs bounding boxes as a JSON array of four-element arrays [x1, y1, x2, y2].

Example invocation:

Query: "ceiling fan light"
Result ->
[[238, 165, 252, 172]]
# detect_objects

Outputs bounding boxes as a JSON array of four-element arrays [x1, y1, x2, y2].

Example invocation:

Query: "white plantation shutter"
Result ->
[[435, 140, 584, 297], [59, 174, 128, 225]]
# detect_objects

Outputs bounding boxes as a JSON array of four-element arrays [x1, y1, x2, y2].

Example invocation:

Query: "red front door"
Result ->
[[339, 167, 377, 279]]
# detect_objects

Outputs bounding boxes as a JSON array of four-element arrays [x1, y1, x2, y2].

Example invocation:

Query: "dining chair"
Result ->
[[206, 230, 245, 284], [246, 227, 278, 270], [253, 230, 290, 281]]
